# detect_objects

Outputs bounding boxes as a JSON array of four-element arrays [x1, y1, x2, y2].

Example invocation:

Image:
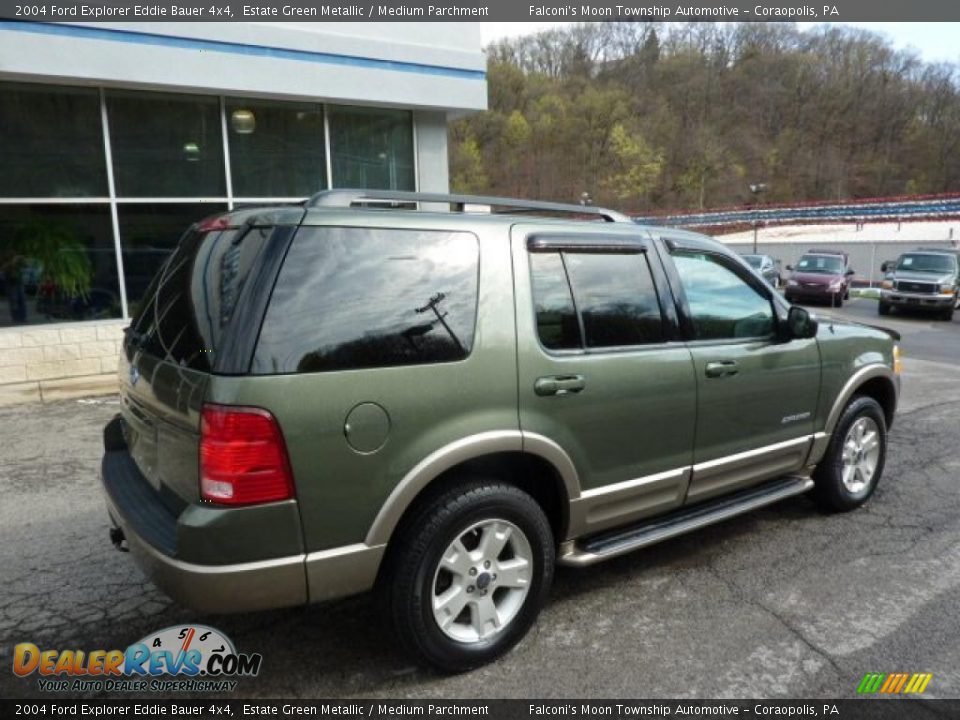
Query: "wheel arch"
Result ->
[[810, 364, 899, 465], [364, 431, 580, 549]]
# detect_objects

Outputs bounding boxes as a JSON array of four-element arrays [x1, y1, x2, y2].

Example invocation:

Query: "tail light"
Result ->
[[200, 404, 295, 505]]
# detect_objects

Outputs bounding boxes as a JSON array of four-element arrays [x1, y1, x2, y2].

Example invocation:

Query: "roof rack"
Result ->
[[306, 189, 630, 223]]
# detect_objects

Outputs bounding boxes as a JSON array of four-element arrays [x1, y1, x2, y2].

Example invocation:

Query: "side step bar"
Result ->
[[558, 475, 814, 567]]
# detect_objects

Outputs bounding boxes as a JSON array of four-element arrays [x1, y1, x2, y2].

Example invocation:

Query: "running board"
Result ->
[[558, 475, 814, 567]]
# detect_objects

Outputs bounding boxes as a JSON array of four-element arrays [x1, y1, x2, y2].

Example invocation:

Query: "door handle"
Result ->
[[535, 374, 586, 396], [705, 361, 739, 378]]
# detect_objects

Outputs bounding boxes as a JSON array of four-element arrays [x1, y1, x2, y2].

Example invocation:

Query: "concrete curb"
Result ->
[[0, 373, 118, 407]]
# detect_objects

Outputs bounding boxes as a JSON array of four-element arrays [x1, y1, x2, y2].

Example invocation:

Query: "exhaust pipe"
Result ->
[[109, 526, 128, 552]]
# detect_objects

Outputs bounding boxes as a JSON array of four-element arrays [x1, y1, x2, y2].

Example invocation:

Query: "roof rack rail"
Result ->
[[306, 189, 630, 223]]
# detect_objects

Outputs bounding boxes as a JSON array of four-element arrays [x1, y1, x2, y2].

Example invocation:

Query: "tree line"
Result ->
[[449, 22, 960, 212]]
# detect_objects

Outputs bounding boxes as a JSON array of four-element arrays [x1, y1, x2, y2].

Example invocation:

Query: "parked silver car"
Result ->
[[741, 253, 782, 288]]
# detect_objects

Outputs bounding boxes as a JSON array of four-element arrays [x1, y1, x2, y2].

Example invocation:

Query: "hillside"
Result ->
[[450, 22, 960, 213]]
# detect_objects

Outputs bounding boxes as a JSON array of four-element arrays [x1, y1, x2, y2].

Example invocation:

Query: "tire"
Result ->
[[381, 480, 554, 672], [878, 302, 891, 316], [812, 396, 887, 512], [942, 307, 955, 321], [832, 292, 843, 308]]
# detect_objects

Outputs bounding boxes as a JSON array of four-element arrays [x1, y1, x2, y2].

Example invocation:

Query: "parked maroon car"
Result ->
[[784, 250, 854, 307]]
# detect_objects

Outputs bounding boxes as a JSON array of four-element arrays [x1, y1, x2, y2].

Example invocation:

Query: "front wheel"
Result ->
[[878, 301, 891, 316], [812, 396, 887, 512], [382, 481, 554, 672]]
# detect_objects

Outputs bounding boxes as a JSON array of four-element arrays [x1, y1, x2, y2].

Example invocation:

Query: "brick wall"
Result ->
[[0, 319, 124, 405]]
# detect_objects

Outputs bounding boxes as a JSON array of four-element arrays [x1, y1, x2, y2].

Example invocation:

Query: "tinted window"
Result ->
[[529, 251, 664, 350], [118, 203, 228, 314], [742, 255, 763, 269], [0, 204, 121, 327], [673, 252, 774, 340], [253, 228, 479, 374], [226, 98, 327, 198], [530, 253, 581, 350], [106, 90, 225, 197], [328, 107, 415, 191], [0, 82, 107, 198], [131, 225, 270, 371], [566, 254, 665, 347], [796, 254, 844, 274]]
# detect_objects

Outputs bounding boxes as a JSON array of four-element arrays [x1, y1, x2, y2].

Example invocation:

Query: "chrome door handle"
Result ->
[[705, 361, 738, 378], [535, 375, 586, 396]]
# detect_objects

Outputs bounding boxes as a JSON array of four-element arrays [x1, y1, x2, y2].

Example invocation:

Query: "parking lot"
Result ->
[[2, 297, 959, 699]]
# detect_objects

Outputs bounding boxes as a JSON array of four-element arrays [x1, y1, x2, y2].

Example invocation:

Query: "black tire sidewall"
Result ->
[[814, 396, 887, 512], [392, 483, 554, 672]]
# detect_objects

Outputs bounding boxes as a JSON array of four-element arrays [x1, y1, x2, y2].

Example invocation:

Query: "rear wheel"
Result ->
[[381, 481, 554, 672], [812, 396, 887, 512]]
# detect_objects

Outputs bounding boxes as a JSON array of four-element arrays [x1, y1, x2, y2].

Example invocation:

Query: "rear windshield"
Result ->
[[742, 255, 763, 268], [129, 224, 270, 372], [252, 226, 479, 374], [896, 253, 957, 273]]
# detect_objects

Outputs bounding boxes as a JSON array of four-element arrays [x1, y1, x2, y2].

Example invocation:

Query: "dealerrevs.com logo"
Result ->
[[12, 625, 262, 693]]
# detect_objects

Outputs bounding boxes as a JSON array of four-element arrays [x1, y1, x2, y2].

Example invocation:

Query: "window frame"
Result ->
[[661, 238, 783, 346], [526, 232, 678, 356]]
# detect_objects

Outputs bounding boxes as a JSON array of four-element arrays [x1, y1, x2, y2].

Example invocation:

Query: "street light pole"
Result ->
[[748, 183, 767, 255]]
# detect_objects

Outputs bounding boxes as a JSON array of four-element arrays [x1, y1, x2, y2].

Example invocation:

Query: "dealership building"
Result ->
[[0, 20, 486, 403]]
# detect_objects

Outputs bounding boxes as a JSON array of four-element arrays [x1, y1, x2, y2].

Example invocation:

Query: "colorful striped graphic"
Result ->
[[857, 672, 933, 695]]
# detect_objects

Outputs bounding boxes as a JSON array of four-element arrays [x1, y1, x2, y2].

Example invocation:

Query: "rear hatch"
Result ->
[[119, 206, 303, 511]]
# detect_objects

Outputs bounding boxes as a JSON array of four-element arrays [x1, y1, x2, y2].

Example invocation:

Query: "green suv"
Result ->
[[101, 191, 900, 671]]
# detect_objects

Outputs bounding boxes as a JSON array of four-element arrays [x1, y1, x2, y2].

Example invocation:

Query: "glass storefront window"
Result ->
[[117, 203, 227, 315], [107, 91, 225, 198], [0, 205, 120, 327], [0, 83, 107, 198], [226, 99, 327, 198], [329, 107, 415, 191], [0, 83, 426, 334]]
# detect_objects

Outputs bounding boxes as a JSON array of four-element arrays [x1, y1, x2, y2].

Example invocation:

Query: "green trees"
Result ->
[[450, 22, 960, 211]]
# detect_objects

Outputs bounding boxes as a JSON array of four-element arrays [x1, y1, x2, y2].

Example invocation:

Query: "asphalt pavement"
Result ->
[[1, 309, 959, 699], [802, 293, 958, 365]]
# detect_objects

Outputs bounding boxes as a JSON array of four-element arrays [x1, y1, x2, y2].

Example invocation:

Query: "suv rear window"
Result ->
[[252, 227, 479, 374], [129, 224, 271, 372]]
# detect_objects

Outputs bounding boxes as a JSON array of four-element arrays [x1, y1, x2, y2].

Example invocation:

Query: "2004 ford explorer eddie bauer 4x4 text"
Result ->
[[101, 190, 901, 671]]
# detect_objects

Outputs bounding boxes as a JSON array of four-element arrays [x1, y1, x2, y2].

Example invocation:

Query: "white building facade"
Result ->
[[0, 21, 486, 403]]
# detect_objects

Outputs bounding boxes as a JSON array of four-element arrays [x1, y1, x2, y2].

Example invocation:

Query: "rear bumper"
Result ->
[[880, 290, 955, 309], [100, 416, 383, 613]]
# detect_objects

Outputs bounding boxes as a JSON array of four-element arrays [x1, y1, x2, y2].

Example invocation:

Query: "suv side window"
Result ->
[[530, 251, 665, 350], [253, 227, 479, 374], [672, 251, 774, 340]]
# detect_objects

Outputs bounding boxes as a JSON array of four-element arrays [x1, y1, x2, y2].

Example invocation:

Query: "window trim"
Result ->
[[665, 244, 780, 345]]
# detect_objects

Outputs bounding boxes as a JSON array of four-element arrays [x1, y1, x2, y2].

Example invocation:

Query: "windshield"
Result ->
[[742, 255, 763, 269], [796, 255, 844, 275], [895, 253, 957, 274]]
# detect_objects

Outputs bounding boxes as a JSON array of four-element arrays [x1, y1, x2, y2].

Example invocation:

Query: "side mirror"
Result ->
[[845, 269, 855, 276], [786, 306, 818, 340], [880, 261, 890, 273], [785, 264, 794, 271]]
